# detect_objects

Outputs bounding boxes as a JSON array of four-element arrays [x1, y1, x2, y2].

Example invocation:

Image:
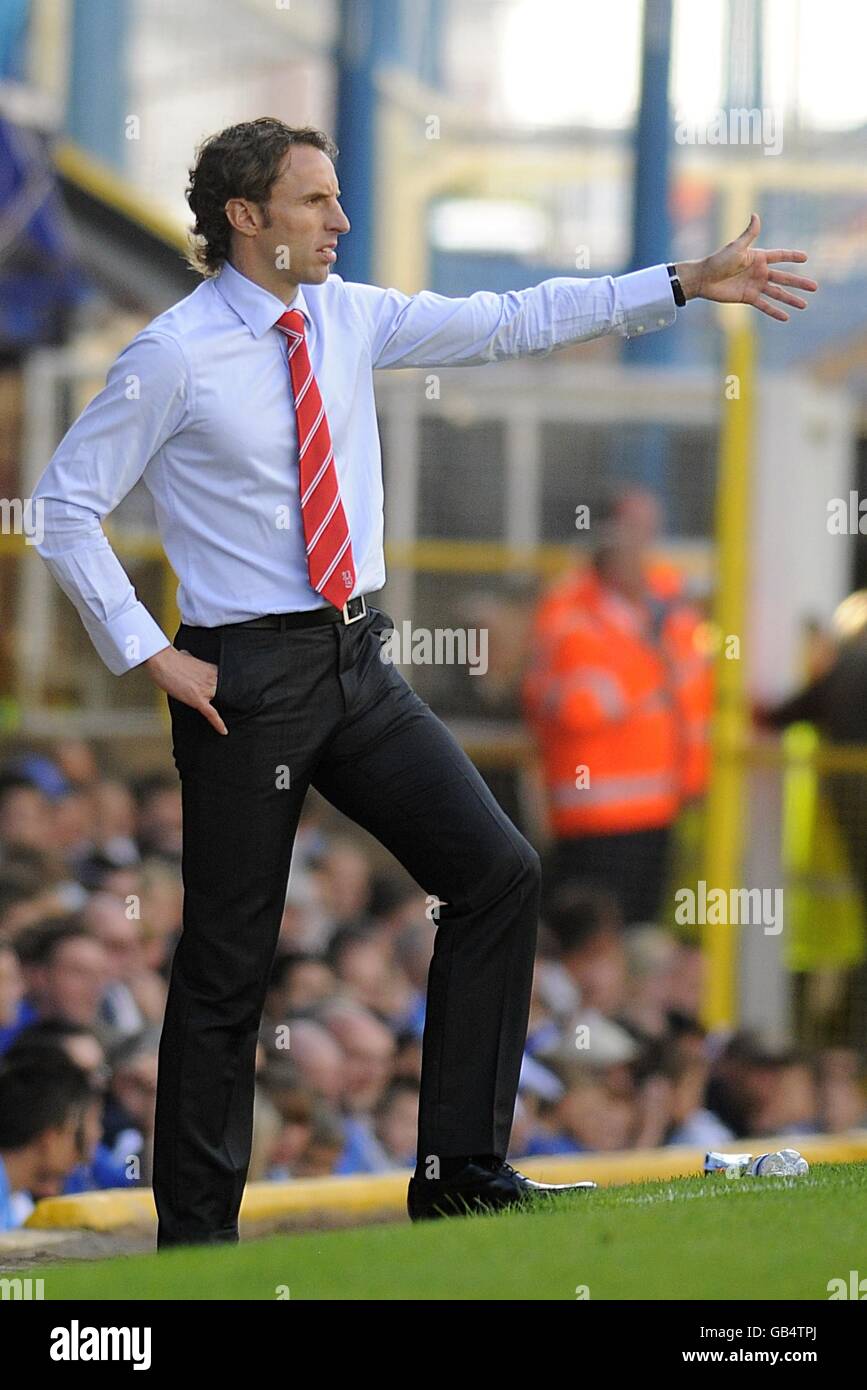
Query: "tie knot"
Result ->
[[275, 309, 305, 339]]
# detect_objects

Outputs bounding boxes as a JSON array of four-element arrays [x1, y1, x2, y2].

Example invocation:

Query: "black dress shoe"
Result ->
[[407, 1158, 597, 1221]]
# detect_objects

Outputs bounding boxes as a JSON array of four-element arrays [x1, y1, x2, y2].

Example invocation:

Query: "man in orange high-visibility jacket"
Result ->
[[522, 490, 712, 923]]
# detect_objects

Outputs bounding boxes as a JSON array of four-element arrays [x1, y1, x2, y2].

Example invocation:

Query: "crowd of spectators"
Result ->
[[0, 738, 864, 1231]]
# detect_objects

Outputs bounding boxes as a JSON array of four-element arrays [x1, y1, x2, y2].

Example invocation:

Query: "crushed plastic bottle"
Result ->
[[778, 1147, 810, 1175], [748, 1149, 810, 1176], [704, 1148, 810, 1177], [704, 1151, 753, 1174]]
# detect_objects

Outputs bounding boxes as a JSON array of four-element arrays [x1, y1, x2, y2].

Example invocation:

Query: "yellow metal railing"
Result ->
[[1, 529, 712, 646], [6, 512, 867, 1035], [701, 317, 754, 1030]]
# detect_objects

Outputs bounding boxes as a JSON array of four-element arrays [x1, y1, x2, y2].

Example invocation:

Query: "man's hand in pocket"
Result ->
[[144, 646, 228, 735]]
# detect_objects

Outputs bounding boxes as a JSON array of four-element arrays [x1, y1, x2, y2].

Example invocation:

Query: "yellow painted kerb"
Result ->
[[25, 1132, 867, 1232]]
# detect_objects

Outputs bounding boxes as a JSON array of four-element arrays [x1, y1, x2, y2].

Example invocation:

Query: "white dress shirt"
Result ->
[[32, 259, 678, 675]]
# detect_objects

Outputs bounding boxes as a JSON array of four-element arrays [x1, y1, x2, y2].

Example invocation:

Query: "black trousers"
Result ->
[[153, 604, 541, 1247]]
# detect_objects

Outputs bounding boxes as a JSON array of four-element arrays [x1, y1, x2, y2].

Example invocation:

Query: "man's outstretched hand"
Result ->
[[675, 212, 818, 322]]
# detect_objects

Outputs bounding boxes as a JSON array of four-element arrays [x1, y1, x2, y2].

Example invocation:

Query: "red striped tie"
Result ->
[[274, 309, 356, 610]]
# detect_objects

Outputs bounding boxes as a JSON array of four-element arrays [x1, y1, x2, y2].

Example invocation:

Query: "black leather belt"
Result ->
[[226, 594, 369, 631]]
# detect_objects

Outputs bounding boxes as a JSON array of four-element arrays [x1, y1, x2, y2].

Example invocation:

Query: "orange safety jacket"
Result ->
[[522, 564, 713, 837]]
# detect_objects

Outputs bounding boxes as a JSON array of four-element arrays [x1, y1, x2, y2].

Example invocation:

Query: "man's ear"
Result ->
[[224, 197, 262, 239]]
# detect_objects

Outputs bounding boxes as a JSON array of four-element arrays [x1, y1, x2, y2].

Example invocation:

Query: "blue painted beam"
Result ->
[[0, 0, 30, 80], [66, 0, 130, 170], [335, 0, 443, 286], [623, 0, 675, 507], [626, 0, 674, 367]]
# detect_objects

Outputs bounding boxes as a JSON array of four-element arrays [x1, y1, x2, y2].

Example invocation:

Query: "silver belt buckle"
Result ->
[[342, 594, 366, 624]]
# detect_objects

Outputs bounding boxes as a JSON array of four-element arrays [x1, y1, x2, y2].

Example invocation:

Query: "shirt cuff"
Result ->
[[84, 602, 172, 676], [615, 263, 678, 339]]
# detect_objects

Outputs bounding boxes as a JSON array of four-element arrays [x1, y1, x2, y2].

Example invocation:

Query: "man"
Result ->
[[757, 616, 867, 1055], [3, 1022, 131, 1192], [0, 771, 52, 859], [15, 917, 110, 1032], [31, 118, 816, 1240], [523, 489, 713, 922], [0, 1053, 95, 1230]]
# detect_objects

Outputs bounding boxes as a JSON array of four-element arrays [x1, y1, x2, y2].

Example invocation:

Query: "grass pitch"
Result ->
[[23, 1162, 867, 1300]]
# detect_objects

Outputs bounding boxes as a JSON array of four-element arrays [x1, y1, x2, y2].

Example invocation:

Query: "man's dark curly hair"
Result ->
[[185, 117, 339, 277]]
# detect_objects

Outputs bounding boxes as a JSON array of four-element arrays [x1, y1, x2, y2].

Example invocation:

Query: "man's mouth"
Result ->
[[318, 244, 337, 262]]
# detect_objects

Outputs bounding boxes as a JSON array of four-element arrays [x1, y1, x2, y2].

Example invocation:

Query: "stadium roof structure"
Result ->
[[0, 98, 197, 357], [51, 139, 199, 318], [0, 110, 85, 355]]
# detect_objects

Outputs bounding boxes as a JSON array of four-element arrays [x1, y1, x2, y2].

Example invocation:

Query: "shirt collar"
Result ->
[[214, 259, 313, 339]]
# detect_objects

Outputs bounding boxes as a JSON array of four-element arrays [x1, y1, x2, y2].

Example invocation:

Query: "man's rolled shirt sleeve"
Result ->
[[340, 262, 677, 369], [31, 332, 190, 676]]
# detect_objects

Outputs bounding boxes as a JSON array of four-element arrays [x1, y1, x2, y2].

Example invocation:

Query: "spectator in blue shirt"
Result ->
[[0, 1054, 94, 1231], [4, 1022, 136, 1192], [0, 940, 33, 1056]]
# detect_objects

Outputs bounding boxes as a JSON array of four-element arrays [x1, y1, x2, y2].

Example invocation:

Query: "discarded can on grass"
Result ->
[[748, 1148, 810, 1177], [704, 1147, 810, 1177], [704, 1151, 753, 1174]]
